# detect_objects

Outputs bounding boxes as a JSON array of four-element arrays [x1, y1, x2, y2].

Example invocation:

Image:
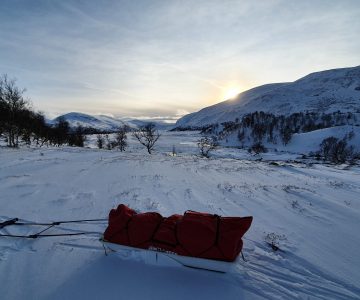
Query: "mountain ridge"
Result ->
[[176, 66, 360, 128], [51, 112, 174, 131]]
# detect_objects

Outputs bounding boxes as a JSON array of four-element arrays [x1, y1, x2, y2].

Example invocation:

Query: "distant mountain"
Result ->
[[50, 112, 128, 131], [120, 118, 174, 130], [50, 112, 174, 131], [176, 66, 360, 128]]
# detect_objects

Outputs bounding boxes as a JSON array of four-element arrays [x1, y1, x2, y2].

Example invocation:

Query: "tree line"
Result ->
[[0, 75, 90, 147], [198, 111, 359, 162], [0, 74, 161, 152], [196, 111, 356, 147]]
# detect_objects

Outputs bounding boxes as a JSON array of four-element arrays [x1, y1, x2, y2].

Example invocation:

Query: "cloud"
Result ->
[[1, 0, 359, 118], [175, 109, 191, 117]]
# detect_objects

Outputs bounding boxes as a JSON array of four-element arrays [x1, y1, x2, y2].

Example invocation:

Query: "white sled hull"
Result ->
[[102, 240, 236, 273]]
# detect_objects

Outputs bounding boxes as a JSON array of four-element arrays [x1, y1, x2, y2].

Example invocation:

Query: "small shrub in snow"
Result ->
[[250, 142, 267, 155], [104, 134, 114, 150], [197, 136, 218, 158], [319, 136, 354, 164], [265, 232, 287, 251], [96, 134, 104, 149], [172, 145, 176, 156], [217, 182, 236, 193], [291, 199, 300, 209]]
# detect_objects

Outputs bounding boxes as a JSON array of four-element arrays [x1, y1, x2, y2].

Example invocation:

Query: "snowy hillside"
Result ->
[[283, 125, 360, 154], [1, 139, 359, 299], [51, 112, 174, 131], [223, 124, 360, 154], [176, 66, 360, 128]]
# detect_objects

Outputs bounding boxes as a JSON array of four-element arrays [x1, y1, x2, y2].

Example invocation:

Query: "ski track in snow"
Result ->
[[0, 142, 360, 300]]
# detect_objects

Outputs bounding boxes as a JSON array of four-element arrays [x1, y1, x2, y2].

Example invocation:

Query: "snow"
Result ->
[[176, 66, 360, 128], [1, 131, 360, 299]]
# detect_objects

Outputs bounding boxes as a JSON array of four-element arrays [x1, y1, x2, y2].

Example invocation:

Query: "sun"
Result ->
[[222, 87, 241, 100]]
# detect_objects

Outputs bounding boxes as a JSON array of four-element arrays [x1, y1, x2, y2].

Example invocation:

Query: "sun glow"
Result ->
[[222, 87, 241, 100]]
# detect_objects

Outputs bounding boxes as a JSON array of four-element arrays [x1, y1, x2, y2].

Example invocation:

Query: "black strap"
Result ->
[[0, 218, 19, 229], [28, 224, 56, 238], [0, 217, 106, 239], [0, 218, 107, 228], [50, 218, 107, 224], [0, 232, 101, 239], [241, 251, 246, 262]]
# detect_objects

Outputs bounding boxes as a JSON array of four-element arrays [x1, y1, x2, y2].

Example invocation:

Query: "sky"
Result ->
[[0, 0, 359, 121]]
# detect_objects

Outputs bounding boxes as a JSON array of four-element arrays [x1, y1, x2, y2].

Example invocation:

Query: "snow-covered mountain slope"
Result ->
[[176, 66, 360, 128], [122, 118, 175, 130], [51, 112, 173, 131], [50, 112, 129, 131], [1, 143, 359, 299]]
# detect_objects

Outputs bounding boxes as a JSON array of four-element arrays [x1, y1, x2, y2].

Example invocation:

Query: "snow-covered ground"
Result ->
[[1, 132, 360, 299]]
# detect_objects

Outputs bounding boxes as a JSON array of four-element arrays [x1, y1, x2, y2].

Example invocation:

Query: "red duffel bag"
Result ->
[[152, 214, 182, 251], [103, 204, 136, 245], [127, 212, 163, 248], [177, 211, 218, 257], [217, 216, 253, 261], [103, 205, 253, 262]]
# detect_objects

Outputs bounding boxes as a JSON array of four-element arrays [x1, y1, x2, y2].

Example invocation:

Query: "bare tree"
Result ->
[[280, 126, 292, 145], [52, 117, 70, 146], [104, 134, 113, 150], [197, 136, 218, 158], [238, 129, 245, 148], [96, 134, 104, 149], [68, 125, 86, 147], [115, 125, 128, 151], [0, 75, 29, 147], [132, 123, 160, 154], [319, 136, 337, 160]]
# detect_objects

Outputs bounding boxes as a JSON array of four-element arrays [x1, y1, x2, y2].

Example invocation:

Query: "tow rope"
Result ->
[[0, 217, 107, 239]]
